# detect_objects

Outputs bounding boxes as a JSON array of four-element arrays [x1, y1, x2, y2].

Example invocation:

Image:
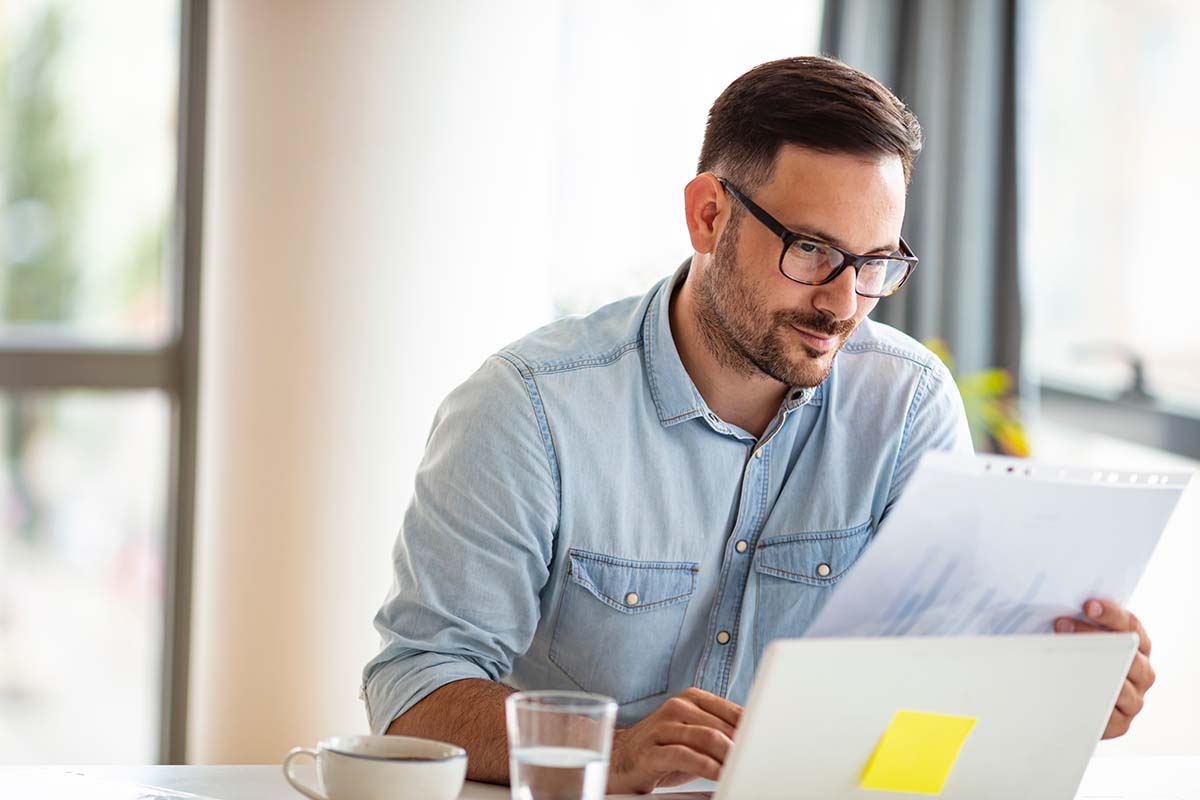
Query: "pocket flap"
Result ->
[[566, 549, 698, 614], [754, 521, 872, 586]]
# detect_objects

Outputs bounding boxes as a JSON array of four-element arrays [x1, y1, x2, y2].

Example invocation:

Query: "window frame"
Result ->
[[0, 0, 207, 764], [1037, 382, 1200, 462]]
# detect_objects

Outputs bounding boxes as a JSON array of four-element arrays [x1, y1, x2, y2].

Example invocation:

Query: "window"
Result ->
[[0, 0, 202, 763], [1021, 0, 1200, 416], [0, 391, 168, 761]]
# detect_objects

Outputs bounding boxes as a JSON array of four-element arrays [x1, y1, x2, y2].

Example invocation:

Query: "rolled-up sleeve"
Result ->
[[361, 354, 558, 734]]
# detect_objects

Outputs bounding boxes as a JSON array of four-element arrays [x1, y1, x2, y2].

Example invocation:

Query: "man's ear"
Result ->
[[683, 173, 728, 255]]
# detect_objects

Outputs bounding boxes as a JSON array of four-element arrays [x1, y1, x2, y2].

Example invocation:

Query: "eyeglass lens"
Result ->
[[783, 240, 909, 297]]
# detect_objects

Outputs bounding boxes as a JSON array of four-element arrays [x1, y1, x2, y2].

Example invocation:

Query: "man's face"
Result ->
[[693, 145, 907, 388]]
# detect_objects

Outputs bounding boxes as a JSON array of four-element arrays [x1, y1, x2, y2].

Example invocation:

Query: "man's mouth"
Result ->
[[790, 325, 838, 352]]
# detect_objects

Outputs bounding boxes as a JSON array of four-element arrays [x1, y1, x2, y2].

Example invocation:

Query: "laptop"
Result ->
[[710, 633, 1138, 800]]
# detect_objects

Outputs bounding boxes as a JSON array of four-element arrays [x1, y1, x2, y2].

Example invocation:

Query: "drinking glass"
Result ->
[[505, 691, 618, 800]]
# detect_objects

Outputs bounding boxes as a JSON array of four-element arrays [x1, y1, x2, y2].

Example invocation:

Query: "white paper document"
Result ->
[[806, 452, 1192, 638]]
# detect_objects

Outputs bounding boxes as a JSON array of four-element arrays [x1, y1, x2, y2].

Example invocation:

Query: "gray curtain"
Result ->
[[822, 0, 1022, 381]]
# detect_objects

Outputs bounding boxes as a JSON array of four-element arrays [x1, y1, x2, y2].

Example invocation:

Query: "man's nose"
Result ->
[[811, 266, 859, 321]]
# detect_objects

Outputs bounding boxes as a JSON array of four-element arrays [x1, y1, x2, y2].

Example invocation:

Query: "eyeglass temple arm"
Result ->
[[716, 177, 793, 241]]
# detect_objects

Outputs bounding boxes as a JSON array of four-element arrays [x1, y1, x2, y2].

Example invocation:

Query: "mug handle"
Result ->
[[283, 747, 328, 800]]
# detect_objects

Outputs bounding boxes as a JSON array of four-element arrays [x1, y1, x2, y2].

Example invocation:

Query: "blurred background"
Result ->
[[0, 0, 1196, 766]]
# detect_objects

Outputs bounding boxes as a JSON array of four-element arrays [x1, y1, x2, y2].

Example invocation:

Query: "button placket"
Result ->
[[714, 442, 775, 694], [696, 407, 782, 694]]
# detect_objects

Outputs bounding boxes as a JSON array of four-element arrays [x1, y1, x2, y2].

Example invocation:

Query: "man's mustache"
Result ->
[[775, 311, 856, 338]]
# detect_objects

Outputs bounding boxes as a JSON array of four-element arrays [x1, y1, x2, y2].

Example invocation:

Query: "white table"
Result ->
[[2, 758, 1199, 799]]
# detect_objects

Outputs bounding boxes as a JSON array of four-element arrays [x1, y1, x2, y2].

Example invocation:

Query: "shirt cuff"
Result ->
[[362, 651, 492, 735]]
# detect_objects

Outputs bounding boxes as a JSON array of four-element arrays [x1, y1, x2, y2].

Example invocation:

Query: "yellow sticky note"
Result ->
[[860, 709, 976, 795]]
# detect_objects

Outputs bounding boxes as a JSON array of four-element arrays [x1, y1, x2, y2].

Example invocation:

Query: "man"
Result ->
[[361, 56, 1154, 793]]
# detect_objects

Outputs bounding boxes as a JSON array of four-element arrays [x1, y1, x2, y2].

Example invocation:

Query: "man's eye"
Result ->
[[796, 241, 822, 254]]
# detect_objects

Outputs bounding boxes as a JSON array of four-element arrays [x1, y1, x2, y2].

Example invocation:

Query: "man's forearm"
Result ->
[[384, 678, 515, 785]]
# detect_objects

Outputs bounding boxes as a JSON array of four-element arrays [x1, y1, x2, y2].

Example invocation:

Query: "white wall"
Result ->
[[189, 0, 556, 763]]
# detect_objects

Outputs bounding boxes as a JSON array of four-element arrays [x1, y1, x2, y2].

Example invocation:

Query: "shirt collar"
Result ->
[[643, 259, 822, 429], [643, 260, 709, 427]]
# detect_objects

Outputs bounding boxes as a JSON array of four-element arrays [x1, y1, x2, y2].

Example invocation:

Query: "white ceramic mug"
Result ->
[[283, 735, 467, 800]]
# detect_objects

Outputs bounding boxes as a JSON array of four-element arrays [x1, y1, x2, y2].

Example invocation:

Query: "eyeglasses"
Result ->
[[718, 177, 918, 299]]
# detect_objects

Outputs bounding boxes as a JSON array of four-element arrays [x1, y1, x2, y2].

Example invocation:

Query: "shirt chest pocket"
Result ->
[[753, 521, 872, 662], [549, 549, 698, 705]]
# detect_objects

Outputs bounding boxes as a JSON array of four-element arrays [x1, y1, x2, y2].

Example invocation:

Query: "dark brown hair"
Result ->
[[697, 56, 923, 191]]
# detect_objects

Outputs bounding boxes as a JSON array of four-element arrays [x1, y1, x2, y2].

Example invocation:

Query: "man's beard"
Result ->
[[692, 217, 859, 389]]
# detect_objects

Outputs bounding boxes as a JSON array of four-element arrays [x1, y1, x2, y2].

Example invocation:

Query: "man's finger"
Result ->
[[1055, 608, 1152, 655], [1082, 598, 1131, 630], [1127, 652, 1155, 692], [684, 688, 744, 728], [1053, 618, 1121, 635], [654, 722, 734, 764], [1113, 679, 1145, 719], [1129, 611, 1152, 656], [672, 705, 737, 739], [647, 744, 722, 782], [1081, 599, 1152, 655], [1054, 617, 1101, 634], [1102, 709, 1132, 740]]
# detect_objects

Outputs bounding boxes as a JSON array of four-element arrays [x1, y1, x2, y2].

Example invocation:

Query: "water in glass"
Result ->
[[510, 745, 607, 800]]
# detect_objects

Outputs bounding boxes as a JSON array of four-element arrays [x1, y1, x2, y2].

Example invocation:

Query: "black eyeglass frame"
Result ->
[[717, 177, 918, 299]]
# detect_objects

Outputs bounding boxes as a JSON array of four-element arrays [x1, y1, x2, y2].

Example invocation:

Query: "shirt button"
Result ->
[[735, 540, 748, 553], [625, 592, 639, 606], [816, 563, 832, 577], [753, 449, 763, 459], [716, 631, 731, 645]]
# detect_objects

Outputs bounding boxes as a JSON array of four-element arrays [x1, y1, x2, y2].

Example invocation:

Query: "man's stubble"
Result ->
[[691, 211, 859, 390]]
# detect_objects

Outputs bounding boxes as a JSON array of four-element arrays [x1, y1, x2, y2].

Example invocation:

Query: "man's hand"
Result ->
[[607, 687, 742, 794], [1054, 598, 1155, 739]]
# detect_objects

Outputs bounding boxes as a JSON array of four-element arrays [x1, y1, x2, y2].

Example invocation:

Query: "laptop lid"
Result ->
[[714, 633, 1138, 800]]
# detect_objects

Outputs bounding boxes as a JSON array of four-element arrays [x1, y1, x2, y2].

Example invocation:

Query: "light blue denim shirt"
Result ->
[[362, 261, 972, 733]]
